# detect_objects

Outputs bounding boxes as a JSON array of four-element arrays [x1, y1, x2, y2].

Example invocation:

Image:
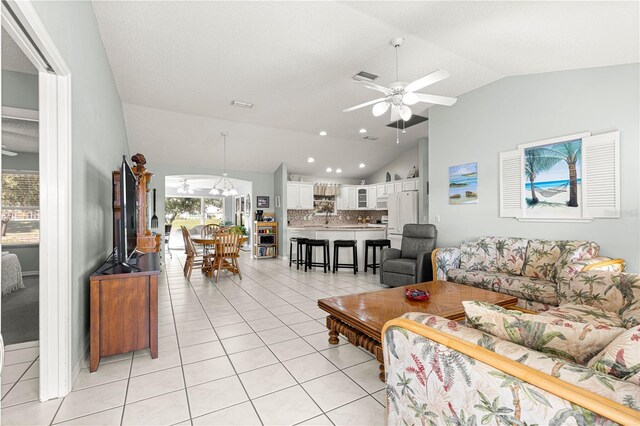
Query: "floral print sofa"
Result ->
[[382, 270, 640, 425], [432, 237, 624, 312]]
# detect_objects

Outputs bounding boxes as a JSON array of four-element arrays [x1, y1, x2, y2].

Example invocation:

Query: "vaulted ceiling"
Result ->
[[92, 1, 639, 178]]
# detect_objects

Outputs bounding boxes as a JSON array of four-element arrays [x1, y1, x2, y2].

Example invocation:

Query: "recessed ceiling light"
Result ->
[[319, 131, 328, 136], [326, 167, 332, 172], [308, 157, 315, 163], [359, 163, 366, 168], [230, 100, 254, 108], [358, 128, 367, 134], [336, 168, 342, 173]]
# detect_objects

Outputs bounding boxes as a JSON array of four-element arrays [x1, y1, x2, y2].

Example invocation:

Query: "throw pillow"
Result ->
[[588, 326, 640, 385], [552, 241, 599, 282], [459, 239, 497, 272], [522, 240, 564, 281], [494, 237, 528, 275], [463, 300, 625, 364]]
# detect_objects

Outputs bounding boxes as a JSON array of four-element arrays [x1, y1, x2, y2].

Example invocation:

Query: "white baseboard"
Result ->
[[72, 334, 90, 387], [22, 271, 39, 277]]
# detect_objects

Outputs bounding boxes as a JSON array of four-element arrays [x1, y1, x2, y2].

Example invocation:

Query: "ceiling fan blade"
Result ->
[[343, 97, 388, 113], [414, 93, 457, 106], [2, 150, 18, 157], [357, 81, 392, 95], [404, 69, 450, 93], [389, 105, 400, 123]]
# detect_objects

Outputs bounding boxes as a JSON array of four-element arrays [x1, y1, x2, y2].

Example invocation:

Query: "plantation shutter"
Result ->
[[499, 150, 523, 218], [582, 131, 620, 218]]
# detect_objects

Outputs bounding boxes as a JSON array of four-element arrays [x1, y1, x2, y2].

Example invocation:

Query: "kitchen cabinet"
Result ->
[[367, 186, 376, 209], [376, 184, 386, 198], [394, 182, 403, 193], [347, 187, 357, 209], [385, 183, 394, 195], [287, 182, 314, 209], [402, 179, 418, 191], [357, 186, 368, 209]]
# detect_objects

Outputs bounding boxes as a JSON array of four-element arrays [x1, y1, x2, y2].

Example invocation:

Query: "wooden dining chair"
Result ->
[[211, 231, 242, 283], [181, 226, 208, 279]]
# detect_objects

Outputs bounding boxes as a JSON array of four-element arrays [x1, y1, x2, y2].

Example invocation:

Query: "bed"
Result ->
[[2, 252, 24, 295]]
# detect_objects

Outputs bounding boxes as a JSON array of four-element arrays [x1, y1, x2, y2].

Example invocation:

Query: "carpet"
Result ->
[[2, 275, 39, 345]]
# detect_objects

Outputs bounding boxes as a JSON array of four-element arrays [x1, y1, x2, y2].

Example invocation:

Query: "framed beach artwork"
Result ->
[[500, 130, 620, 222], [449, 162, 478, 205], [520, 132, 588, 220]]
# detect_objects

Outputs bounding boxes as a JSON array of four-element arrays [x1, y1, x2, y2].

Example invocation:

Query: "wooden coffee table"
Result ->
[[318, 280, 517, 381]]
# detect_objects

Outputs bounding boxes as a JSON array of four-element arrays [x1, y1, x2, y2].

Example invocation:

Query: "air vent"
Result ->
[[363, 136, 379, 141], [386, 115, 428, 129], [353, 71, 379, 82], [230, 100, 254, 108]]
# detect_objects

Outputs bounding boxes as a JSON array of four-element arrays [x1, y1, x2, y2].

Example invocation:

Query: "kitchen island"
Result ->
[[287, 225, 387, 272]]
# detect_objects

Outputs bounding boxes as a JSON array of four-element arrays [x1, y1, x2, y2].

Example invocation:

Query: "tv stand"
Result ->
[[90, 251, 160, 372]]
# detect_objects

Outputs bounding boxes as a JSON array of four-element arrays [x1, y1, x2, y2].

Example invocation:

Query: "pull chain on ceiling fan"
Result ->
[[343, 37, 458, 128]]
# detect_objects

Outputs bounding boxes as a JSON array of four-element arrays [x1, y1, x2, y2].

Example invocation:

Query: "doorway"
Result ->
[[1, 1, 73, 401]]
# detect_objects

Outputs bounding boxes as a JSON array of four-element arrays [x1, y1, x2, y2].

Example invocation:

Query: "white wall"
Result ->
[[366, 146, 419, 184], [31, 1, 131, 369], [1, 70, 38, 110], [274, 163, 287, 253], [429, 63, 640, 271]]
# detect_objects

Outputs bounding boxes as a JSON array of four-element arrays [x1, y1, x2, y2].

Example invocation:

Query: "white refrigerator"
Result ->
[[387, 191, 418, 249]]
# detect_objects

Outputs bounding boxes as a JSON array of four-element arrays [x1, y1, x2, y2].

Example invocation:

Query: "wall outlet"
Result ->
[[435, 215, 441, 223]]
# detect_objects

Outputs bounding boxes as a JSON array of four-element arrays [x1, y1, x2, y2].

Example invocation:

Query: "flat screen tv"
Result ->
[[117, 156, 138, 264]]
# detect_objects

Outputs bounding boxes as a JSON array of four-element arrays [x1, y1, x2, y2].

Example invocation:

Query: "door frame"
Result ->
[[2, 0, 73, 399]]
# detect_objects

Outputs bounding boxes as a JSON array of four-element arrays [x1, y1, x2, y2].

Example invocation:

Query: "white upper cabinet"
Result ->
[[376, 184, 386, 198], [286, 183, 299, 209], [367, 186, 376, 209], [287, 182, 314, 210], [402, 179, 418, 191], [357, 186, 368, 209], [298, 183, 314, 209], [385, 183, 395, 195], [394, 182, 403, 193]]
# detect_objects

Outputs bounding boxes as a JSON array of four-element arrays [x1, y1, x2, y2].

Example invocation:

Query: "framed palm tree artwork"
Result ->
[[500, 130, 620, 222], [520, 132, 589, 219]]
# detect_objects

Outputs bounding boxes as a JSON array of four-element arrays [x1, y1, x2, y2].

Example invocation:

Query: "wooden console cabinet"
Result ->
[[89, 252, 160, 372]]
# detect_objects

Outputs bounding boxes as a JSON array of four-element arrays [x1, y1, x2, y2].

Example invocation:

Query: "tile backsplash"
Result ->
[[287, 209, 387, 226]]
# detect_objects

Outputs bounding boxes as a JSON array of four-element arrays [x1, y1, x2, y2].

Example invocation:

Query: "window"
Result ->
[[1, 171, 40, 245], [165, 196, 225, 230]]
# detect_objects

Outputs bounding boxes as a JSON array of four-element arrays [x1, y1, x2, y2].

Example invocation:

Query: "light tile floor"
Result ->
[[1, 253, 388, 425]]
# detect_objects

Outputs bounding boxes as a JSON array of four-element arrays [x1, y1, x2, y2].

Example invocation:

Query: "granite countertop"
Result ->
[[288, 224, 387, 231]]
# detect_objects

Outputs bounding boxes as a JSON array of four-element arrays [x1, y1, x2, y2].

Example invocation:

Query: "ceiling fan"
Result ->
[[2, 146, 18, 157], [343, 37, 457, 123]]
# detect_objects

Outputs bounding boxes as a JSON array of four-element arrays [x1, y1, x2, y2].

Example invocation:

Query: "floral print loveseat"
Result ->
[[432, 237, 624, 312], [383, 270, 640, 425]]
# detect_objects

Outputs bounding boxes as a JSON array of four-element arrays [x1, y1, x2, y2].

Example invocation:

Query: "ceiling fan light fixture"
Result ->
[[399, 105, 412, 122], [402, 92, 419, 106], [372, 102, 390, 117]]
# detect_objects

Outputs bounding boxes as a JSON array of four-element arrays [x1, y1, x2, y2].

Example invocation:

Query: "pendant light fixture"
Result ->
[[209, 132, 238, 196]]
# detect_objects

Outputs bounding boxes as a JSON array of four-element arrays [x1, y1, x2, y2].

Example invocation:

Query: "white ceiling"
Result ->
[[1, 28, 37, 75], [2, 118, 39, 153], [92, 1, 639, 178]]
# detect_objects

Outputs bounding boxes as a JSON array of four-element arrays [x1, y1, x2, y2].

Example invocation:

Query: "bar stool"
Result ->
[[333, 240, 358, 274], [289, 237, 308, 270], [364, 239, 391, 274], [305, 239, 330, 273]]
